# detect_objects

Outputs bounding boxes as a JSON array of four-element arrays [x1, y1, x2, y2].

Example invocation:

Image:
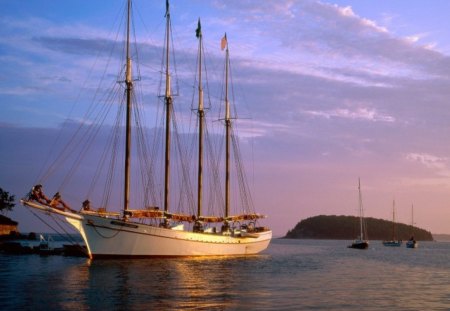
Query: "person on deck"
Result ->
[[30, 184, 51, 204], [50, 192, 72, 212], [82, 199, 91, 211]]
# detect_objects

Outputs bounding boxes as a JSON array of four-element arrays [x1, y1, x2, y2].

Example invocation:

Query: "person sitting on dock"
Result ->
[[49, 192, 73, 212], [30, 184, 51, 205]]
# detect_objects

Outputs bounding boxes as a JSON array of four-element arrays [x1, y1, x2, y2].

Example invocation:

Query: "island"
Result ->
[[285, 215, 433, 241]]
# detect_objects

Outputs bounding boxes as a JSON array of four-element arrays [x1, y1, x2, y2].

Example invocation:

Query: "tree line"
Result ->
[[285, 215, 433, 241]]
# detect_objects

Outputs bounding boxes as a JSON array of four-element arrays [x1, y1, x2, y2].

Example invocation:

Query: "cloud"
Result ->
[[304, 107, 395, 122], [406, 153, 448, 170]]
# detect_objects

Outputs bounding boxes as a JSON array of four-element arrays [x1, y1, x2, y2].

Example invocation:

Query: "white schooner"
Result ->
[[21, 0, 271, 258]]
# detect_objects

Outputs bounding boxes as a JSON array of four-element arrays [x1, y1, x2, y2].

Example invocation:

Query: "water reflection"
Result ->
[[84, 255, 271, 310], [2, 240, 450, 310]]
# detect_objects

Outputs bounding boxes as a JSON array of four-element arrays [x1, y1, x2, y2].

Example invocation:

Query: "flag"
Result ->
[[195, 18, 201, 38], [221, 33, 227, 50], [164, 0, 169, 17]]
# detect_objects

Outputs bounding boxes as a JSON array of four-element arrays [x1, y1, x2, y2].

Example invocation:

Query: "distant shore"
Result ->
[[432, 234, 450, 242]]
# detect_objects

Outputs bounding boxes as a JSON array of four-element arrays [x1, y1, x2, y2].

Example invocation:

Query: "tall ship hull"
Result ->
[[68, 214, 271, 258], [23, 199, 271, 259]]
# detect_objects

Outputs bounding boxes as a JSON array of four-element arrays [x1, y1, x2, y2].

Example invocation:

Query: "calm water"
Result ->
[[1, 239, 449, 310]]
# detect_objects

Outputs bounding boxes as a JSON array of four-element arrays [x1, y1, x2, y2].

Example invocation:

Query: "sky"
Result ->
[[1, 0, 450, 236]]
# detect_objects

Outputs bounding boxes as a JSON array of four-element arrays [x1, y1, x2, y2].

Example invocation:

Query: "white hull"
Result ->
[[23, 196, 271, 259], [66, 214, 272, 258]]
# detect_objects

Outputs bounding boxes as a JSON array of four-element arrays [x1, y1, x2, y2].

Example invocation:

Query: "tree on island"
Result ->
[[0, 187, 15, 215]]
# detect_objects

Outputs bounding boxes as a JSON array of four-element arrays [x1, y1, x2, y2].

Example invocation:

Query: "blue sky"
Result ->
[[2, 0, 450, 236]]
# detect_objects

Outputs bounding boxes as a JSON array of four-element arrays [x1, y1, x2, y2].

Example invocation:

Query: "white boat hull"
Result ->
[[66, 214, 272, 258]]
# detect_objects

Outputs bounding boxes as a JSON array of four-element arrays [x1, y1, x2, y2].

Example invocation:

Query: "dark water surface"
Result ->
[[1, 239, 449, 310]]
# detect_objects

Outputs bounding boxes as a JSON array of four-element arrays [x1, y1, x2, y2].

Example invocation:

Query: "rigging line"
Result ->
[[130, 6, 143, 82], [147, 102, 165, 206], [227, 55, 256, 190], [171, 112, 188, 214], [169, 16, 180, 96], [133, 93, 156, 207], [101, 98, 125, 210], [60, 101, 113, 187], [133, 103, 147, 205], [172, 108, 195, 214], [59, 83, 123, 191], [40, 8, 126, 184], [85, 84, 123, 191], [231, 130, 254, 213], [48, 213, 87, 250], [134, 0, 163, 49], [36, 3, 126, 185], [201, 43, 213, 111], [25, 206, 81, 248], [204, 125, 225, 216], [87, 88, 125, 199], [180, 111, 197, 214]]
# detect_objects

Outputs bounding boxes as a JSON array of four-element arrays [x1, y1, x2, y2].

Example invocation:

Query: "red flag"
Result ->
[[221, 33, 227, 50]]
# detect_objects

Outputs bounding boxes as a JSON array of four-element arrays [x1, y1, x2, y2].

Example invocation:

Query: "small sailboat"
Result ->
[[348, 178, 369, 249], [406, 204, 418, 249], [382, 199, 402, 247], [21, 0, 271, 258]]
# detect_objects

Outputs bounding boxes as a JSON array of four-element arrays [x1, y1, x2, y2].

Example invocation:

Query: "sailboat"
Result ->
[[406, 204, 418, 248], [20, 0, 271, 258], [348, 178, 369, 249], [382, 199, 402, 247]]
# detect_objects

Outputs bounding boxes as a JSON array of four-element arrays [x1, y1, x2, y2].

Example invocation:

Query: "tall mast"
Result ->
[[392, 199, 395, 240], [358, 178, 363, 239], [196, 19, 204, 218], [223, 33, 230, 218], [123, 0, 133, 216], [163, 0, 172, 216]]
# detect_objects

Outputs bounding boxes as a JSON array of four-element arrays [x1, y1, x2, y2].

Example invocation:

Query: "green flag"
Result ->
[[196, 18, 201, 38], [165, 0, 169, 17]]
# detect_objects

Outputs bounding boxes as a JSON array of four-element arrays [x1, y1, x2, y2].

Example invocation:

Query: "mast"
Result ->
[[392, 199, 395, 240], [358, 178, 363, 239], [196, 19, 204, 218], [223, 33, 230, 218], [163, 0, 172, 216], [123, 0, 133, 216]]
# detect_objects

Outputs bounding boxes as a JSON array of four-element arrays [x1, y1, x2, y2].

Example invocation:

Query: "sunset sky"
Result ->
[[2, 0, 450, 236]]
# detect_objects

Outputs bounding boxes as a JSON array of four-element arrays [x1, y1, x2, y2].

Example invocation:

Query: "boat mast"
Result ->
[[196, 19, 204, 219], [163, 0, 172, 217], [223, 33, 230, 218], [392, 199, 395, 240], [123, 0, 133, 216], [358, 178, 363, 239]]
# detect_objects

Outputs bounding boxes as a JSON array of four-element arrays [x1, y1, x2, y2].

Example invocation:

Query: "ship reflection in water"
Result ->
[[83, 256, 270, 310], [2, 239, 450, 310]]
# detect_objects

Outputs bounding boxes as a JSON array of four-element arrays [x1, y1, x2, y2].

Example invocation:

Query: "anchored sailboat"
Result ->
[[348, 178, 369, 249], [382, 199, 402, 247], [21, 0, 271, 258], [406, 204, 418, 249]]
